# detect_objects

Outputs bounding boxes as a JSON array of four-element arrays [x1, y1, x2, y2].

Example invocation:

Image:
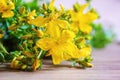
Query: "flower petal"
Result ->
[[79, 23, 92, 34], [78, 46, 91, 58], [50, 42, 78, 64], [2, 10, 14, 18], [30, 16, 50, 27], [49, 0, 55, 11], [61, 30, 75, 42], [47, 21, 61, 39], [56, 20, 69, 29], [36, 38, 54, 50]]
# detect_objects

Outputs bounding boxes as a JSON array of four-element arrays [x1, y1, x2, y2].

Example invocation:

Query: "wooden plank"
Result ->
[[0, 43, 120, 80]]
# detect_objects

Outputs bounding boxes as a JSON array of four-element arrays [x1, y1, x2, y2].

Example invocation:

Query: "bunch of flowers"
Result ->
[[0, 0, 98, 71]]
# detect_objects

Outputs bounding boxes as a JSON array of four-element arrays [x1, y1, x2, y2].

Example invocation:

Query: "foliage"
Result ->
[[90, 23, 114, 48]]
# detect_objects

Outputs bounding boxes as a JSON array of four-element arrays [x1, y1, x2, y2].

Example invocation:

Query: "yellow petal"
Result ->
[[56, 20, 69, 29], [49, 0, 55, 11], [46, 21, 61, 39], [70, 22, 79, 33], [50, 42, 78, 64], [36, 30, 44, 37], [84, 12, 98, 23], [78, 46, 91, 58], [80, 4, 89, 13], [36, 38, 54, 50], [0, 0, 7, 12], [50, 47, 64, 64], [0, 0, 6, 5], [28, 10, 36, 20], [2, 10, 14, 18], [61, 30, 75, 42], [0, 0, 15, 16], [70, 10, 81, 21], [7, 1, 15, 10], [79, 23, 92, 34], [30, 16, 50, 27], [62, 42, 78, 59]]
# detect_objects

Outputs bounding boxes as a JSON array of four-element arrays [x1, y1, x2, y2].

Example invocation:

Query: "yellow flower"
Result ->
[[36, 30, 89, 64], [27, 10, 36, 24], [0, 0, 15, 18], [28, 10, 36, 19], [70, 4, 98, 34]]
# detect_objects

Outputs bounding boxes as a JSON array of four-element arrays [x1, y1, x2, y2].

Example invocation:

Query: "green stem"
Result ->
[[0, 42, 9, 54], [37, 50, 43, 59]]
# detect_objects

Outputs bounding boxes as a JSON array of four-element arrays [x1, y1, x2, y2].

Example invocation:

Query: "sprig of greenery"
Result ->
[[90, 23, 114, 48]]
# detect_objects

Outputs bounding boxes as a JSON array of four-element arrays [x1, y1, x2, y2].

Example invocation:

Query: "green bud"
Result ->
[[19, 6, 26, 14], [86, 0, 92, 3], [85, 35, 92, 40], [21, 65, 27, 70], [73, 3, 80, 12], [43, 3, 47, 10], [16, 56, 24, 60]]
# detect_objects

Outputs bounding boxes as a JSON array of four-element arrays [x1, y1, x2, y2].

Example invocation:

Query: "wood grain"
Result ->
[[0, 43, 120, 80]]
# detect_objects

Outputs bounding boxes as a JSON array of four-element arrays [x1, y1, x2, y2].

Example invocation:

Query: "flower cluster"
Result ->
[[0, 0, 98, 71]]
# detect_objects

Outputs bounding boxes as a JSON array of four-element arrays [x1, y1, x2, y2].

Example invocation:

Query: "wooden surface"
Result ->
[[0, 43, 120, 80]]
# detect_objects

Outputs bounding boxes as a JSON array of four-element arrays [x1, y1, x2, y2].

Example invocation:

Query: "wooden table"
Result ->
[[0, 43, 120, 80]]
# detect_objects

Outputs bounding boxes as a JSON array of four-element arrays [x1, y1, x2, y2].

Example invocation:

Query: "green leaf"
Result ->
[[0, 52, 5, 62]]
